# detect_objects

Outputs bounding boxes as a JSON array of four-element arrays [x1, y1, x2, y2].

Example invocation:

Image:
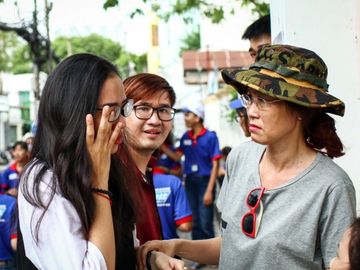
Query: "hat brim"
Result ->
[[222, 68, 345, 116]]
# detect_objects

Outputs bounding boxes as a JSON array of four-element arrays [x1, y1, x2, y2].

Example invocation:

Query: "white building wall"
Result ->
[[270, 0, 360, 211], [1, 73, 46, 143]]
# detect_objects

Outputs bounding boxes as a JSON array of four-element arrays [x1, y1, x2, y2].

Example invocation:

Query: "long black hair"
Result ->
[[20, 53, 137, 269]]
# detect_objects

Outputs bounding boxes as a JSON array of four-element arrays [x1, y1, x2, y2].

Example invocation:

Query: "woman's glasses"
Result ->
[[96, 98, 134, 122], [241, 186, 265, 238], [133, 105, 175, 121], [240, 94, 281, 110]]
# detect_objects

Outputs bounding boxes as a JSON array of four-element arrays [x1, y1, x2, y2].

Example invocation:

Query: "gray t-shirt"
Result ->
[[217, 141, 356, 270]]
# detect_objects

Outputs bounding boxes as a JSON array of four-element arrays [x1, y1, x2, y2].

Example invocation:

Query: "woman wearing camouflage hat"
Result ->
[[137, 44, 356, 270]]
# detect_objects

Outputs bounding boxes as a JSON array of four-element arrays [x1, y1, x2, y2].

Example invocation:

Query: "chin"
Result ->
[[250, 136, 266, 145]]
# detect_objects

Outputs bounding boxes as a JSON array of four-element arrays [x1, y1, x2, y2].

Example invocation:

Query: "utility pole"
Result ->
[[44, 0, 53, 73]]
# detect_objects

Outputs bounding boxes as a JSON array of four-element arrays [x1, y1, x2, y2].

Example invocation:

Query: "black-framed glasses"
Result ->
[[240, 94, 281, 110], [133, 105, 175, 121], [241, 187, 265, 238], [96, 98, 134, 122]]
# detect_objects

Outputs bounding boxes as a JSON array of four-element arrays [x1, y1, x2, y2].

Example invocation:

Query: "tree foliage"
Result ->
[[0, 31, 147, 78], [52, 34, 123, 61], [179, 28, 201, 56], [0, 31, 22, 72], [51, 34, 147, 78], [103, 0, 269, 23]]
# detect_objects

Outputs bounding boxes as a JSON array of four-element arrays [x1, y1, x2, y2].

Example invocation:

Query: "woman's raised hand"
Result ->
[[86, 106, 124, 188]]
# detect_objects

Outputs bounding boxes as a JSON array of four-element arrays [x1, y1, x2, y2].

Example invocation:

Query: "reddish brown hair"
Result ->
[[290, 104, 344, 158], [123, 73, 176, 106]]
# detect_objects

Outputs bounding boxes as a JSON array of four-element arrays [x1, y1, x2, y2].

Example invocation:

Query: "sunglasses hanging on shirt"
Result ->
[[241, 186, 265, 238]]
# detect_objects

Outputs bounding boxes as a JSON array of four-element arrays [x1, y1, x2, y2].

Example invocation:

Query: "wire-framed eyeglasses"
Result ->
[[133, 105, 175, 121], [96, 98, 134, 123], [240, 94, 281, 110]]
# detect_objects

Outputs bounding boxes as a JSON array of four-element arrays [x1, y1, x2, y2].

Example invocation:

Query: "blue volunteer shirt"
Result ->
[[154, 174, 192, 239], [178, 128, 221, 176], [0, 194, 17, 260], [154, 144, 181, 174], [0, 163, 20, 194]]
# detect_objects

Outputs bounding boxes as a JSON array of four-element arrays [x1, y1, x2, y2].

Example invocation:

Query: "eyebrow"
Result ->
[[134, 101, 172, 107], [97, 102, 120, 108]]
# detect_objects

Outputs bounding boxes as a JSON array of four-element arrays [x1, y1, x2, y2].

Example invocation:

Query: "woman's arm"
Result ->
[[85, 106, 124, 270], [137, 237, 221, 270]]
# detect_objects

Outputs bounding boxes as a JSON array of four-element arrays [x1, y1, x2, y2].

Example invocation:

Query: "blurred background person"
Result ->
[[229, 99, 251, 138], [217, 146, 232, 188], [242, 14, 271, 60], [330, 217, 360, 270], [0, 141, 29, 197], [160, 102, 221, 269], [0, 193, 17, 270], [155, 132, 182, 178]]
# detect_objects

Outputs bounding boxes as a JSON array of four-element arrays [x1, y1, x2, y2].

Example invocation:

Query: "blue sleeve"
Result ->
[[172, 177, 192, 221], [178, 133, 186, 152]]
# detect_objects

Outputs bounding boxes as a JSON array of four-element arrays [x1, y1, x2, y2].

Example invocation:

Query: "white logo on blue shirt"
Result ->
[[0, 204, 6, 221], [9, 172, 18, 181], [155, 187, 171, 207], [183, 139, 192, 146]]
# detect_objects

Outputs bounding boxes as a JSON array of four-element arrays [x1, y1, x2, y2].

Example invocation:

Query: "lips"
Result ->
[[144, 129, 161, 135], [249, 123, 261, 132]]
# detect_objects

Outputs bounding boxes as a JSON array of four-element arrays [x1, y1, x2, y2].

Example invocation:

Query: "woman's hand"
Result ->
[[86, 106, 124, 188], [137, 240, 178, 270], [151, 251, 185, 270]]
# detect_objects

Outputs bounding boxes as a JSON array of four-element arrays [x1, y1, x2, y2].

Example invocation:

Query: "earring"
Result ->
[[297, 116, 303, 121]]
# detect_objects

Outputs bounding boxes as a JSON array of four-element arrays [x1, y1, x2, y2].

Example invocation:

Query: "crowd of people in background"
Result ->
[[0, 14, 359, 270]]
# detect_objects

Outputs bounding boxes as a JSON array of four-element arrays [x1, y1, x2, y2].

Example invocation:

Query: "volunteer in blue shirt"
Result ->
[[161, 102, 221, 243], [0, 193, 17, 270]]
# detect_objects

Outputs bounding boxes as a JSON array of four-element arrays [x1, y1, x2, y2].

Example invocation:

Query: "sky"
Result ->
[[0, 0, 151, 54]]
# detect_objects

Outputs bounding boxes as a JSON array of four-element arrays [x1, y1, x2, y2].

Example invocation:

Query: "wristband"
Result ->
[[91, 188, 113, 199], [93, 192, 112, 206], [146, 250, 153, 270]]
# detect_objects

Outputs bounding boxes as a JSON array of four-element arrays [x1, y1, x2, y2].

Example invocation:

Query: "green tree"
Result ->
[[104, 0, 269, 23], [52, 34, 147, 78], [179, 27, 201, 56], [0, 31, 21, 72], [52, 34, 123, 61], [10, 44, 32, 74]]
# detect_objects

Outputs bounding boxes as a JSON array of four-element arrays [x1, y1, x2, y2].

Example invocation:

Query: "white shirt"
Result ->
[[18, 163, 107, 270]]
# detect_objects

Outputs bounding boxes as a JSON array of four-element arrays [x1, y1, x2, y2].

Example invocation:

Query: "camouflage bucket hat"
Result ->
[[221, 44, 345, 116]]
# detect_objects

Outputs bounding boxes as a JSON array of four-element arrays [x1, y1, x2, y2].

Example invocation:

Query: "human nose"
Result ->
[[147, 108, 162, 124], [246, 101, 259, 118]]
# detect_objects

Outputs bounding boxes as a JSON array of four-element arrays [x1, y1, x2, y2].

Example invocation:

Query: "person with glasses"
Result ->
[[122, 73, 187, 269], [137, 45, 356, 270], [16, 54, 182, 270], [229, 98, 251, 138]]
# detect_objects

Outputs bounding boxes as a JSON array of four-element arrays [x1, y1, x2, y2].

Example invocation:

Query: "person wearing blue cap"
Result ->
[[229, 98, 250, 137]]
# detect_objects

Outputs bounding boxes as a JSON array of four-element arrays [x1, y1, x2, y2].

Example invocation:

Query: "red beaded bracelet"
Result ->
[[93, 192, 112, 206]]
